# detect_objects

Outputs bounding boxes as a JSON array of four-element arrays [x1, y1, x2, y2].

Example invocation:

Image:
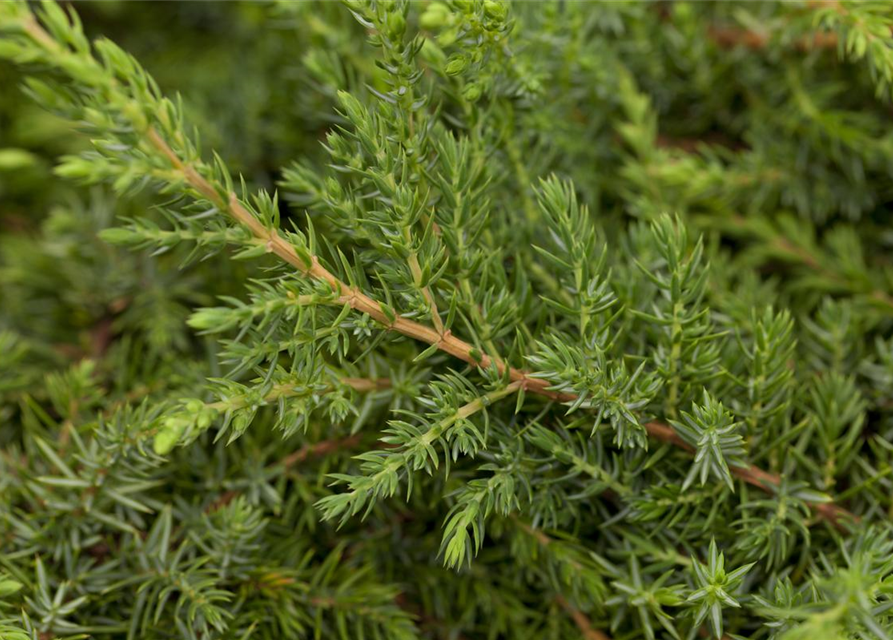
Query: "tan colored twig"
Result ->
[[708, 26, 839, 51], [727, 214, 893, 315], [144, 127, 857, 529], [276, 434, 364, 471], [147, 127, 561, 396], [556, 595, 612, 640], [643, 421, 852, 527]]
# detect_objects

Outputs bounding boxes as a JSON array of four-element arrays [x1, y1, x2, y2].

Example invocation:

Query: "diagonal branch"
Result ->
[[147, 127, 559, 396], [556, 595, 612, 640], [145, 126, 856, 529]]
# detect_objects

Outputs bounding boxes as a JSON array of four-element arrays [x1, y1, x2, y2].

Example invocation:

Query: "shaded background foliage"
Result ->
[[1, 1, 893, 640]]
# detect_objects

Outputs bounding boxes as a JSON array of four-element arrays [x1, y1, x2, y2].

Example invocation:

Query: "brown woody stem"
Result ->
[[556, 596, 612, 640], [143, 94, 855, 530]]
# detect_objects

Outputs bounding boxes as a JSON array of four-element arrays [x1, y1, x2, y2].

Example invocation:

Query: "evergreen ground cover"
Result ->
[[2, 1, 893, 638]]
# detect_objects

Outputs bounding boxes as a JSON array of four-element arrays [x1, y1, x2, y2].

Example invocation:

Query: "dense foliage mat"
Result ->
[[2, 1, 893, 639]]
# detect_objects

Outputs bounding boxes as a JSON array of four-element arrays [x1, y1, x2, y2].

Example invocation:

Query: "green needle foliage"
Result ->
[[1, 1, 893, 639]]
